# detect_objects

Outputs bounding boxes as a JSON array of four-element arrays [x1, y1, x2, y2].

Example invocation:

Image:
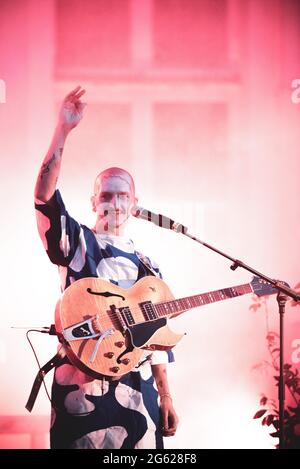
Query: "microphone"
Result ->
[[131, 205, 187, 234]]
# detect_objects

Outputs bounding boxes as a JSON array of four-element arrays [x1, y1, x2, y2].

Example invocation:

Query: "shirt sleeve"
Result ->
[[147, 256, 163, 279], [35, 189, 81, 267], [148, 350, 175, 365]]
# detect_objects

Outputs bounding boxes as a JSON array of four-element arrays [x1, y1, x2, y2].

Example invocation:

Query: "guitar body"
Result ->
[[55, 274, 278, 379], [55, 276, 184, 378]]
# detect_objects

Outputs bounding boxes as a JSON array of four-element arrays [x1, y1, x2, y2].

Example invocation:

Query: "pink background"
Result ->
[[0, 0, 300, 449]]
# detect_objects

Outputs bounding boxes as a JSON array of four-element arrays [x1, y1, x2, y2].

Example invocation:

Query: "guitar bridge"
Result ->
[[109, 304, 128, 333]]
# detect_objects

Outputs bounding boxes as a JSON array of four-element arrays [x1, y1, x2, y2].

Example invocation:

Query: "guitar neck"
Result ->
[[154, 283, 252, 318]]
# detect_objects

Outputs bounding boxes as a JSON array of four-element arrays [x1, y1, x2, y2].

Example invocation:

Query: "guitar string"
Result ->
[[103, 244, 246, 321], [68, 286, 251, 327], [84, 238, 255, 325]]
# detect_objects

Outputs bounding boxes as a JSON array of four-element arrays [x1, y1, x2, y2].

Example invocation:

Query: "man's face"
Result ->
[[92, 174, 137, 234]]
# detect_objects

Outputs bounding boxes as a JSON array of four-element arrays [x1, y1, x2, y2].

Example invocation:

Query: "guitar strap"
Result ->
[[135, 250, 160, 278], [25, 350, 64, 412]]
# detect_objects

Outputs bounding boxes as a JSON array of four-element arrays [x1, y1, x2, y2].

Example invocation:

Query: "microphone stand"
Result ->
[[174, 224, 300, 449]]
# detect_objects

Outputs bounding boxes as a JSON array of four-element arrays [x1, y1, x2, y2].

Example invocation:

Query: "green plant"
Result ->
[[250, 291, 300, 449], [254, 363, 300, 448]]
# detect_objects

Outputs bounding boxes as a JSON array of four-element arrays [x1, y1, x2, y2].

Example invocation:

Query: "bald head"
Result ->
[[94, 167, 135, 198]]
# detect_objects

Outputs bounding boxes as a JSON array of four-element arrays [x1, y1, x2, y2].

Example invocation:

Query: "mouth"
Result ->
[[103, 209, 123, 217]]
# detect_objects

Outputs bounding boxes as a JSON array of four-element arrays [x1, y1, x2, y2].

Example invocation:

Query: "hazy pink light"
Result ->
[[0, 0, 300, 449]]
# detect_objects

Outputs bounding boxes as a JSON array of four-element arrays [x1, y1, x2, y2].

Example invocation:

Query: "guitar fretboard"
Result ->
[[154, 283, 252, 318]]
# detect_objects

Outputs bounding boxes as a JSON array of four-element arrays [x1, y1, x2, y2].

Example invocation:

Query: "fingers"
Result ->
[[72, 89, 86, 101], [163, 430, 175, 437], [64, 86, 86, 103], [65, 85, 81, 99], [162, 416, 178, 437], [162, 425, 177, 437], [162, 409, 179, 436]]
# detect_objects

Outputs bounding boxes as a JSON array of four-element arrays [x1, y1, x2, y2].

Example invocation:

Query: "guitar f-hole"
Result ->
[[87, 288, 125, 301], [116, 330, 134, 364]]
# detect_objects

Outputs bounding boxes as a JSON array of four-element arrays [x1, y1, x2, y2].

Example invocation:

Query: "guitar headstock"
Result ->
[[251, 276, 290, 297]]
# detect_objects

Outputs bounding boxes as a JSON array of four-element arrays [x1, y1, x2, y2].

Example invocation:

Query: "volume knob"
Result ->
[[110, 366, 120, 373], [122, 358, 130, 365], [115, 341, 124, 348], [104, 352, 114, 358]]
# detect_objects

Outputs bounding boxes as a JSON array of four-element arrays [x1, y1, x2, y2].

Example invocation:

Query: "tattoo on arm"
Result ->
[[157, 380, 163, 388], [40, 153, 55, 179], [40, 153, 57, 179]]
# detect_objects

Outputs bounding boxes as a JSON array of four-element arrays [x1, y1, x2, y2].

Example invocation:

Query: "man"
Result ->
[[34, 86, 178, 449]]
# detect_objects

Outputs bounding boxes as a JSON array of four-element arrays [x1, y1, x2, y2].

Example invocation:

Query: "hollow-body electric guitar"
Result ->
[[55, 275, 277, 378]]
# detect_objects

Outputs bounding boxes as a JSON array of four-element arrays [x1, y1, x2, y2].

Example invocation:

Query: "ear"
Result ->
[[91, 195, 97, 212]]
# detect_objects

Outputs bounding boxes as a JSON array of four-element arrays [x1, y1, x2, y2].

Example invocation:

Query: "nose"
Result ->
[[111, 194, 121, 210]]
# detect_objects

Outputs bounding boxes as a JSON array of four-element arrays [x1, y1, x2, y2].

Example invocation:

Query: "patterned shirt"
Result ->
[[35, 190, 174, 449]]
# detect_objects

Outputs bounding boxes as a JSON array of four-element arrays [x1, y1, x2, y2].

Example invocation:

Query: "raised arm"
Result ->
[[34, 86, 86, 202]]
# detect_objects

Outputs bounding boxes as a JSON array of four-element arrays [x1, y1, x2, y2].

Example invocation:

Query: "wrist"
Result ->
[[56, 122, 72, 138], [159, 393, 172, 401]]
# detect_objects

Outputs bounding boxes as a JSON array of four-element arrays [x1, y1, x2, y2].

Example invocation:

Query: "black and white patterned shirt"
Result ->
[[35, 189, 174, 449]]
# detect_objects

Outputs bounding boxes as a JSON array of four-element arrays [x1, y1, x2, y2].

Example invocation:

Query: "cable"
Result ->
[[26, 329, 53, 406]]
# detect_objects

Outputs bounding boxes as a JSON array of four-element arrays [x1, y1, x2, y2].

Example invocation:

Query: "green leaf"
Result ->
[[253, 409, 267, 419], [260, 396, 268, 406], [272, 419, 280, 430], [266, 414, 274, 426]]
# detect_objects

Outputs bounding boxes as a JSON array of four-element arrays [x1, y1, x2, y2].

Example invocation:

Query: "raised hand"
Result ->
[[35, 86, 86, 202], [58, 86, 86, 132]]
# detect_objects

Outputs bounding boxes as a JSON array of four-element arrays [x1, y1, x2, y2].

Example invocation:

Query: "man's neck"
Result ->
[[93, 220, 125, 237]]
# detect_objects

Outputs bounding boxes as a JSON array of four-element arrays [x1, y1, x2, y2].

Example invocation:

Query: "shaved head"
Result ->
[[94, 167, 135, 197]]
